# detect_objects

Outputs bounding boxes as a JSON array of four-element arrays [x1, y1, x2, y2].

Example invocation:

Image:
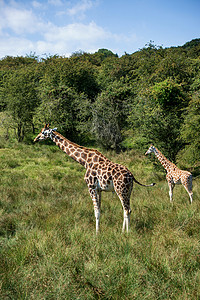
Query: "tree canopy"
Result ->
[[0, 40, 200, 166]]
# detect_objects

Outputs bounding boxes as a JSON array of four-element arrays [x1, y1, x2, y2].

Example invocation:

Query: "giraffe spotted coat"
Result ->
[[145, 145, 193, 203], [34, 124, 155, 233]]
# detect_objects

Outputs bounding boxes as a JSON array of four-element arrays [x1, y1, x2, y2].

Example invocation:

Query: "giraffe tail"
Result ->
[[133, 176, 156, 187]]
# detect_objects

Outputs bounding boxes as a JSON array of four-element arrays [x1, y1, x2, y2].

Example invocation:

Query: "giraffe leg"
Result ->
[[122, 210, 130, 233], [95, 192, 101, 234], [182, 175, 193, 204], [88, 188, 101, 234], [168, 182, 174, 203], [114, 182, 132, 233], [183, 185, 193, 204]]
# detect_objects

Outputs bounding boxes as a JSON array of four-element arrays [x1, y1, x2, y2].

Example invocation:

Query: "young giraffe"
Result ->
[[34, 124, 155, 234], [145, 145, 193, 204]]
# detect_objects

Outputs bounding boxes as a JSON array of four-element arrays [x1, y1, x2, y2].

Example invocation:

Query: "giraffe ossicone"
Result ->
[[145, 145, 193, 204], [34, 124, 156, 234]]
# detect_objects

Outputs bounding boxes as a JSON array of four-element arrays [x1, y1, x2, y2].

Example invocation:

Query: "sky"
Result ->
[[0, 0, 199, 58]]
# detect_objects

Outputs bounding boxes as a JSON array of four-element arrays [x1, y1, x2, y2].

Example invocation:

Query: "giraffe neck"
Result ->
[[50, 131, 88, 168], [50, 131, 107, 168], [153, 147, 175, 171]]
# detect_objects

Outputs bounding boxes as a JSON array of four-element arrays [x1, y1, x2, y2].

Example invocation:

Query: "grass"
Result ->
[[0, 142, 200, 299]]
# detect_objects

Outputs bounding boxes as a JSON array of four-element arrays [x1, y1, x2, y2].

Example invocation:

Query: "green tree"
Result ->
[[35, 57, 92, 142], [91, 79, 133, 149], [151, 78, 188, 112], [129, 79, 188, 160], [177, 92, 200, 167], [92, 95, 122, 149], [35, 84, 91, 141], [1, 66, 40, 141]]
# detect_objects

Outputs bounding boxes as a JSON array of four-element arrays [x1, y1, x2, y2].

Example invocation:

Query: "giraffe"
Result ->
[[34, 124, 155, 234], [145, 145, 193, 204]]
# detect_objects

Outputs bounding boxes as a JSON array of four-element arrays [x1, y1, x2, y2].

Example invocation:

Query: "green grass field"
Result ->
[[0, 142, 200, 299]]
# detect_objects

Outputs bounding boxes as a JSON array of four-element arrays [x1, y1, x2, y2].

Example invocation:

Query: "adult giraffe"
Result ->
[[145, 145, 193, 204], [34, 124, 155, 234]]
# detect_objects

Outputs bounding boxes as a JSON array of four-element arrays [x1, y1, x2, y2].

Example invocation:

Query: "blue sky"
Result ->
[[0, 0, 199, 58]]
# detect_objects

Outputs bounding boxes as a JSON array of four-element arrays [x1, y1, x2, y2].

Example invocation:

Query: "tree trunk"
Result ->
[[17, 123, 24, 142]]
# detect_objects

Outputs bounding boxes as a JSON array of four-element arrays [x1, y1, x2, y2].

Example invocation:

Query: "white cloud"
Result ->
[[67, 0, 96, 19], [34, 21, 112, 56], [0, 36, 34, 57], [32, 1, 43, 8], [0, 0, 137, 58], [44, 22, 109, 43], [0, 1, 43, 35], [5, 8, 38, 34]]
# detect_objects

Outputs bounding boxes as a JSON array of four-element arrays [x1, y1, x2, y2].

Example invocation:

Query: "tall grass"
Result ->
[[0, 143, 200, 299]]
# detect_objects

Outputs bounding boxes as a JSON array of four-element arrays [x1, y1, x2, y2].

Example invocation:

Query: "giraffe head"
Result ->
[[145, 144, 156, 155], [34, 124, 57, 142]]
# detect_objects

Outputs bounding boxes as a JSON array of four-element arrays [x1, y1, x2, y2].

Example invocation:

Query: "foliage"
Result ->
[[177, 92, 200, 167], [0, 39, 200, 164], [92, 79, 133, 149], [151, 78, 187, 111], [0, 65, 40, 141], [128, 79, 188, 160]]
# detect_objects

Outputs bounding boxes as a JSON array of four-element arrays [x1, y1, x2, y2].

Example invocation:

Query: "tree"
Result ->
[[177, 92, 200, 167], [34, 84, 91, 141], [92, 95, 122, 149], [128, 79, 188, 161], [1, 66, 40, 141], [91, 79, 133, 149]]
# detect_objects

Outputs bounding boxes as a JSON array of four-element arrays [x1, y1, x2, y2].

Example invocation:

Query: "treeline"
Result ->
[[0, 39, 200, 166]]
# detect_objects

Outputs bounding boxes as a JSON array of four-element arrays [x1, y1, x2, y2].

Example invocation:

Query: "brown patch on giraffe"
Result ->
[[81, 153, 87, 160], [79, 158, 85, 165], [124, 176, 129, 184], [65, 148, 70, 155], [93, 155, 98, 162], [100, 167, 105, 171], [89, 176, 93, 184]]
